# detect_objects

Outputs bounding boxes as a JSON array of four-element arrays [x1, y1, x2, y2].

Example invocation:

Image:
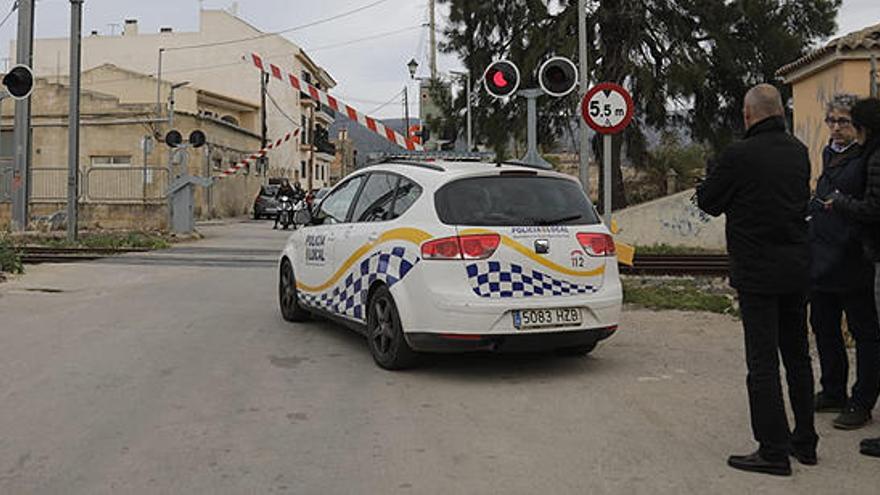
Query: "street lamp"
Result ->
[[407, 59, 419, 80]]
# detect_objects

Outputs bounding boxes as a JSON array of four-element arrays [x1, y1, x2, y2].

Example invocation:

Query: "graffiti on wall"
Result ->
[[658, 195, 713, 238]]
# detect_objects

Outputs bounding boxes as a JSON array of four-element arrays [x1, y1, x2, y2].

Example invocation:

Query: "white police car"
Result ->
[[278, 160, 622, 369]]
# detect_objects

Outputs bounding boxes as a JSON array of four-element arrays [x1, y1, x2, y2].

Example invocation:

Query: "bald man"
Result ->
[[698, 84, 816, 476]]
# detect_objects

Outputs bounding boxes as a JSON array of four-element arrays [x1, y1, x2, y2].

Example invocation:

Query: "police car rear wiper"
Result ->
[[531, 214, 582, 226]]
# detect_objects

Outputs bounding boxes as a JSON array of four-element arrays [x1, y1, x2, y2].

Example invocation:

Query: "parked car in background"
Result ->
[[253, 184, 280, 220]]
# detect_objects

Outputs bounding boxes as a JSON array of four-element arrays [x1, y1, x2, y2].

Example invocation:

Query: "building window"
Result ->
[[301, 161, 307, 178], [91, 155, 132, 167]]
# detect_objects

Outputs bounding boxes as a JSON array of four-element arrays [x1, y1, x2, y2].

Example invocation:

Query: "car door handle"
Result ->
[[368, 232, 380, 241]]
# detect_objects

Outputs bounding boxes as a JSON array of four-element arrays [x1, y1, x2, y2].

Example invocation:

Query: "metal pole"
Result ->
[[67, 0, 83, 242], [429, 0, 437, 80], [12, 0, 35, 231], [157, 49, 164, 118], [603, 134, 612, 226], [578, 0, 591, 194], [404, 86, 410, 139], [519, 88, 551, 169], [466, 73, 473, 151], [308, 105, 315, 191], [260, 71, 268, 178]]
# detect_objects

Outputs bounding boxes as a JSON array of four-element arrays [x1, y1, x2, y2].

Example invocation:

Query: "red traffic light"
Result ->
[[483, 60, 520, 98], [539, 57, 578, 97]]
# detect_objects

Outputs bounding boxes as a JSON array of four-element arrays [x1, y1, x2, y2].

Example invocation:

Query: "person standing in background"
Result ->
[[825, 97, 880, 457], [808, 94, 880, 431]]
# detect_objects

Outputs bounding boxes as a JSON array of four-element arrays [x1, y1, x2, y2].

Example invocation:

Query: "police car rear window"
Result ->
[[435, 176, 600, 226]]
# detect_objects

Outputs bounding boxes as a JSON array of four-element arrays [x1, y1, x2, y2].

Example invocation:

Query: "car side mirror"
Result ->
[[294, 208, 313, 226]]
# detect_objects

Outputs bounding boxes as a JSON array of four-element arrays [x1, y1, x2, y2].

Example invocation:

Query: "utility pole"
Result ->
[[156, 48, 165, 119], [67, 0, 83, 242], [403, 86, 410, 139], [260, 71, 269, 178], [12, 0, 35, 231], [578, 0, 591, 194], [429, 0, 438, 79]]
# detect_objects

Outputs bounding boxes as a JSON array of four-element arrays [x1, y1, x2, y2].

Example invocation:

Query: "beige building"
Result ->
[[1, 65, 263, 229], [777, 22, 880, 180], [19, 8, 336, 189]]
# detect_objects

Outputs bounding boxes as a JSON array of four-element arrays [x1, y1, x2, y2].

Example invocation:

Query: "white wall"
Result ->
[[613, 189, 727, 251]]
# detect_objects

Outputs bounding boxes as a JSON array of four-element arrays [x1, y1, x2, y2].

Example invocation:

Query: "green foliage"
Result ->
[[19, 231, 171, 250], [623, 278, 737, 316], [0, 235, 23, 274], [629, 132, 709, 204]]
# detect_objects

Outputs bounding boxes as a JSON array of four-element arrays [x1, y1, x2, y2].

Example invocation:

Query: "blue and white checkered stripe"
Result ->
[[466, 261, 598, 298], [298, 246, 420, 321]]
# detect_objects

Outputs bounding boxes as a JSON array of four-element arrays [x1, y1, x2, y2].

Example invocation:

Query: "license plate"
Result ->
[[513, 307, 582, 330]]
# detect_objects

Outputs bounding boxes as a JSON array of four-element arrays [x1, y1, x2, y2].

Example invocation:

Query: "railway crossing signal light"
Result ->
[[538, 57, 578, 97], [483, 60, 520, 99], [2, 65, 35, 100]]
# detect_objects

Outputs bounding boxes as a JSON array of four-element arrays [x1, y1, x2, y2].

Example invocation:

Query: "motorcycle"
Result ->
[[278, 195, 294, 230]]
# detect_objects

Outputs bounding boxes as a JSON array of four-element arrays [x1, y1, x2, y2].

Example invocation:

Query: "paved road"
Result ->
[[1, 220, 878, 494]]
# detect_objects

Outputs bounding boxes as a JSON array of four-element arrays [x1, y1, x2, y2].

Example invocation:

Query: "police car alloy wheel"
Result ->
[[367, 285, 418, 370], [279, 260, 310, 322]]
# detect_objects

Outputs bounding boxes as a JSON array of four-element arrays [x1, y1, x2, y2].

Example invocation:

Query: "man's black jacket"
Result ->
[[809, 143, 873, 291], [697, 116, 811, 294]]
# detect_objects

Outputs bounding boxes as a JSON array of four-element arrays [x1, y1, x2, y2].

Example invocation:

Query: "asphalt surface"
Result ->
[[1, 219, 878, 494]]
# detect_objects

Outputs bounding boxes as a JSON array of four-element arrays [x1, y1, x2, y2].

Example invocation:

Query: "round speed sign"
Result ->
[[581, 82, 634, 134]]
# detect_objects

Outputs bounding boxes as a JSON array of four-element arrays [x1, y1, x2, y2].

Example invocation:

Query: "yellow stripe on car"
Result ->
[[297, 227, 432, 293]]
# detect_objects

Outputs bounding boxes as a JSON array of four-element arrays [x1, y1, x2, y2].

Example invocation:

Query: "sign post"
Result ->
[[581, 82, 634, 226]]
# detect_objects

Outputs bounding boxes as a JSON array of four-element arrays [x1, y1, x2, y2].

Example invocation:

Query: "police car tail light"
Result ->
[[577, 233, 616, 257], [421, 237, 462, 259], [460, 234, 500, 260], [421, 234, 500, 260]]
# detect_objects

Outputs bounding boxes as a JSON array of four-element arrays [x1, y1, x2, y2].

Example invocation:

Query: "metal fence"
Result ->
[[0, 165, 171, 204], [0, 160, 11, 203], [85, 166, 170, 203]]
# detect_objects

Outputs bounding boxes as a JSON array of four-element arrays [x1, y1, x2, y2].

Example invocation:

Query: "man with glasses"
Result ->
[[809, 94, 880, 432]]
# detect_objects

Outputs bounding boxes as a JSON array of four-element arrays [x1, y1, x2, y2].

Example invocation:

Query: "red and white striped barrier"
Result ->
[[214, 129, 299, 180], [251, 53, 422, 152]]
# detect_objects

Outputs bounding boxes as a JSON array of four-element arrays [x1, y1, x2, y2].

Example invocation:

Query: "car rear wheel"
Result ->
[[279, 259, 310, 322], [367, 285, 418, 370], [554, 341, 598, 357]]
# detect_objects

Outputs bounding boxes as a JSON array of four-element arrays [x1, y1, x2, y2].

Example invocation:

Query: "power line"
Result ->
[[367, 89, 405, 114], [310, 25, 423, 52], [0, 1, 18, 32], [164, 0, 393, 52], [265, 90, 301, 129]]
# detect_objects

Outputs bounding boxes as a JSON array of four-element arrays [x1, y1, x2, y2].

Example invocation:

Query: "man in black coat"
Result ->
[[697, 84, 816, 476]]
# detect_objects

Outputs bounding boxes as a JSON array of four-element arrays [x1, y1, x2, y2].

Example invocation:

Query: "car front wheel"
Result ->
[[279, 259, 310, 322], [367, 285, 418, 370]]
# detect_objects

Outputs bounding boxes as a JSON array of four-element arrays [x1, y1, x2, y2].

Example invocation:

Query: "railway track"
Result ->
[[621, 254, 729, 276], [16, 246, 151, 264], [14, 246, 731, 275]]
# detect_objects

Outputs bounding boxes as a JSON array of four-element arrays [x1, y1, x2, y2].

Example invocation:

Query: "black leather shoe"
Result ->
[[860, 437, 880, 458], [790, 449, 817, 465], [833, 403, 872, 430], [815, 392, 846, 413], [728, 451, 792, 476]]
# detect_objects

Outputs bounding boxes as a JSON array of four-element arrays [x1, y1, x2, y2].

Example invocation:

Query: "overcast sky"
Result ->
[[0, 0, 878, 119]]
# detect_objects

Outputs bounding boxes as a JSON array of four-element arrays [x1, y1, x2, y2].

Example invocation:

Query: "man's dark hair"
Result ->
[[852, 97, 880, 156]]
